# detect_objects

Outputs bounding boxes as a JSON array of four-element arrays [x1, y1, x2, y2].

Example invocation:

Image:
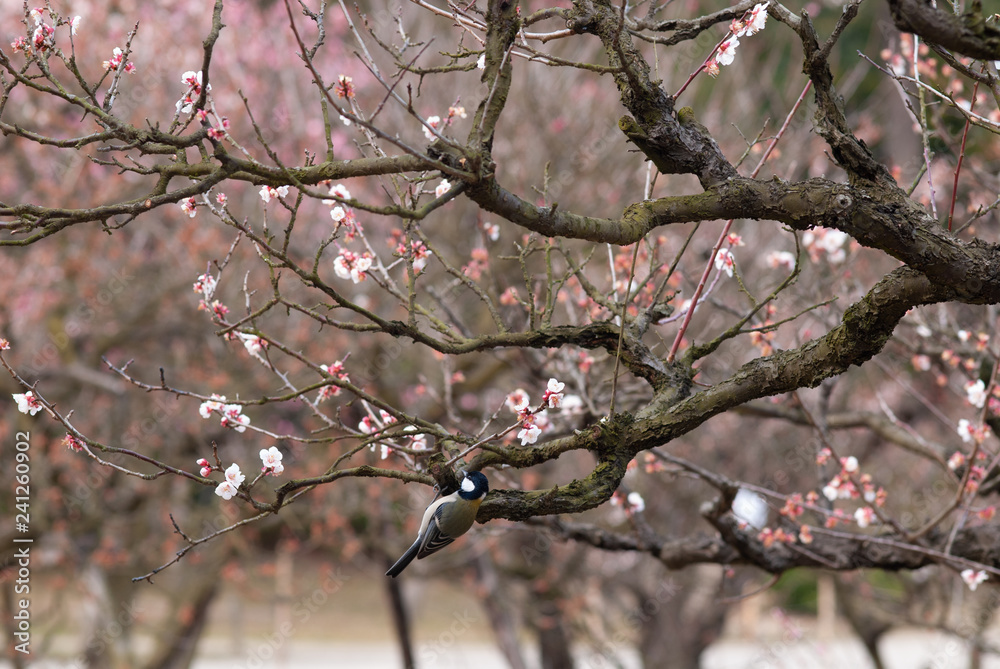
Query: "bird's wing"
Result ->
[[416, 506, 456, 558]]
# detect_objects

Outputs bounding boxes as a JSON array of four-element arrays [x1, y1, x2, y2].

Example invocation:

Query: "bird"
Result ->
[[386, 470, 489, 578]]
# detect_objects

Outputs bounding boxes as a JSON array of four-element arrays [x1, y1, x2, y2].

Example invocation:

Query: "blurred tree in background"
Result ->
[[2, 0, 1000, 667]]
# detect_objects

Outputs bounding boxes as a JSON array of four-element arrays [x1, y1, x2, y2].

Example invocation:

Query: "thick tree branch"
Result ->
[[887, 0, 1000, 61]]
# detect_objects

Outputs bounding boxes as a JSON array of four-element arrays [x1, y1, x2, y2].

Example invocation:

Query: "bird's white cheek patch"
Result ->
[[461, 477, 476, 493]]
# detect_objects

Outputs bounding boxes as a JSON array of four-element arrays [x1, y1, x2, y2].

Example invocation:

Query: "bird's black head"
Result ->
[[458, 471, 489, 500]]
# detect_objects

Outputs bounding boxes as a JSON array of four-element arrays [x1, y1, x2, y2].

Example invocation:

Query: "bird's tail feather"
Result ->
[[386, 540, 421, 578]]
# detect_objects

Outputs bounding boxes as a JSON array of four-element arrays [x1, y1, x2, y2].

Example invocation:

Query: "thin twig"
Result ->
[[667, 79, 811, 362]]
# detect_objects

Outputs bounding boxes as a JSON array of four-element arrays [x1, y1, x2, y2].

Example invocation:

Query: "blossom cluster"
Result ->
[[318, 360, 351, 401], [333, 249, 373, 284], [956, 419, 990, 446], [750, 449, 895, 551], [704, 3, 768, 78], [102, 47, 135, 74], [948, 446, 989, 494], [214, 463, 245, 500], [395, 239, 433, 274], [610, 490, 646, 516], [236, 332, 269, 364], [422, 105, 467, 141], [259, 184, 290, 204], [462, 247, 490, 280], [63, 434, 85, 452], [207, 447, 285, 501], [14, 8, 80, 55], [176, 70, 210, 115], [819, 455, 884, 506], [802, 228, 850, 264], [192, 271, 229, 319], [357, 409, 427, 460], [199, 394, 250, 433], [507, 378, 565, 446]]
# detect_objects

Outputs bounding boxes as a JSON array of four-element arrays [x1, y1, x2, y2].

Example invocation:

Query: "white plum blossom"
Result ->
[[221, 462, 244, 490], [13, 391, 42, 416], [843, 456, 859, 473], [193, 272, 217, 298], [237, 332, 268, 362], [198, 394, 227, 418], [215, 480, 238, 500], [259, 185, 290, 203], [423, 115, 442, 140], [819, 229, 849, 263], [102, 47, 134, 73], [181, 70, 203, 87], [966, 379, 987, 408], [175, 70, 208, 114], [70, 15, 81, 35], [802, 228, 850, 264], [518, 423, 541, 445], [715, 248, 735, 277], [333, 251, 373, 283], [412, 245, 432, 272], [543, 378, 565, 408], [743, 2, 768, 35], [179, 197, 197, 218], [220, 404, 250, 432], [716, 36, 740, 66], [477, 53, 486, 69], [626, 491, 646, 512], [854, 506, 875, 529], [260, 446, 284, 475], [328, 183, 351, 201], [561, 394, 584, 413], [435, 179, 451, 198], [506, 389, 530, 413], [330, 206, 347, 223], [822, 483, 839, 502], [961, 569, 988, 591], [957, 420, 975, 444], [765, 250, 796, 270], [215, 463, 245, 500]]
